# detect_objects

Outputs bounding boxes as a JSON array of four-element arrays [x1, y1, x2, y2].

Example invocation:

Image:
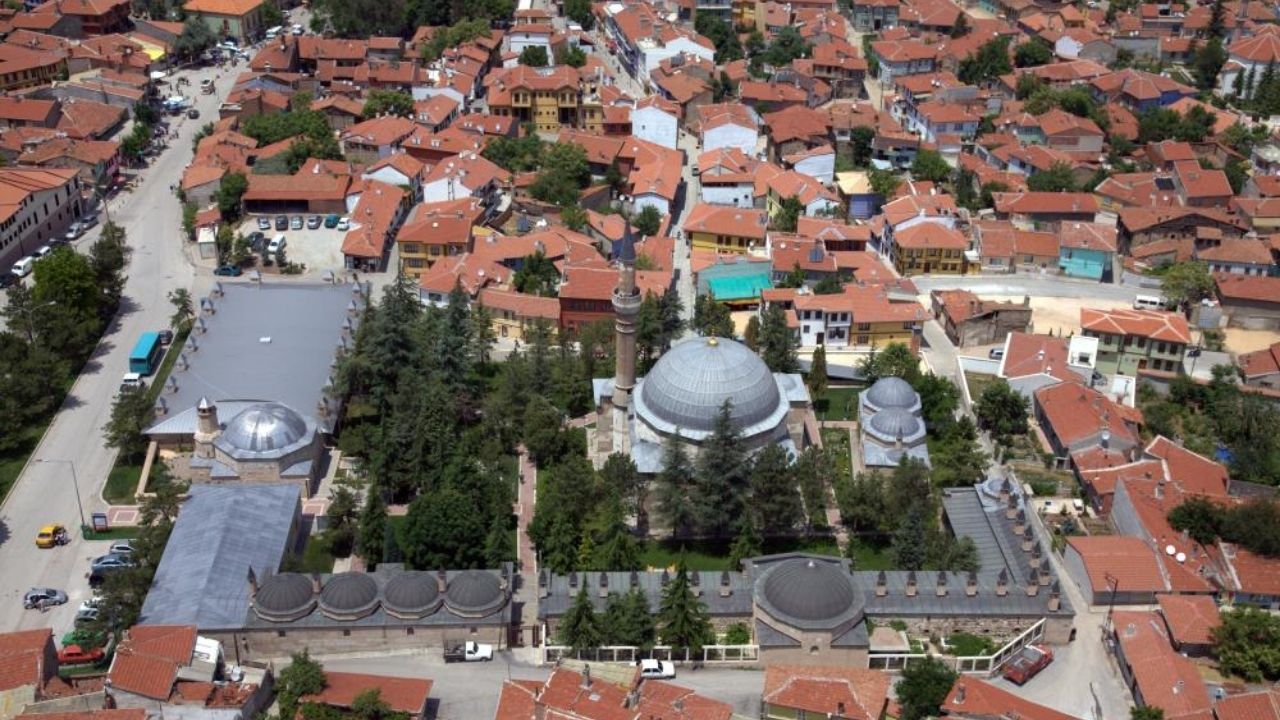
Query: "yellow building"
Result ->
[[891, 222, 969, 276], [486, 64, 604, 135], [735, 0, 757, 27], [396, 199, 482, 277], [683, 203, 768, 254], [478, 288, 560, 341]]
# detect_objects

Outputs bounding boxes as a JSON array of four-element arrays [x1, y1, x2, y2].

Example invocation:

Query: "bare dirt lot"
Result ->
[[979, 295, 1131, 337], [1222, 328, 1280, 355]]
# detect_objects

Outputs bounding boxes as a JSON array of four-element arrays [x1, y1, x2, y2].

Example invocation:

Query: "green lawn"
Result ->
[[814, 385, 863, 421], [639, 535, 841, 571], [298, 532, 337, 574], [847, 537, 894, 570], [1012, 465, 1074, 497], [145, 328, 190, 404], [947, 632, 999, 656], [0, 424, 46, 504], [82, 527, 141, 541], [103, 463, 143, 505], [964, 372, 997, 403], [821, 427, 853, 483]]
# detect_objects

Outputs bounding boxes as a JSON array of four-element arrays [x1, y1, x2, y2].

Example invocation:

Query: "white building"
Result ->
[[0, 167, 82, 271], [631, 97, 679, 149], [700, 106, 761, 154], [1218, 29, 1280, 98]]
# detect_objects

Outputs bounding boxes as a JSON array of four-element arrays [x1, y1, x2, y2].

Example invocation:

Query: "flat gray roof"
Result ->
[[150, 281, 367, 434], [140, 484, 299, 630]]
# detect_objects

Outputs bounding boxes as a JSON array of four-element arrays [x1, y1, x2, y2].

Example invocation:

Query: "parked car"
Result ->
[[158, 329, 174, 346], [306, 215, 322, 229], [58, 645, 105, 665], [290, 216, 303, 230], [637, 658, 676, 679], [0, 272, 17, 289], [1003, 645, 1053, 685], [12, 256, 34, 278], [90, 553, 135, 573], [336, 217, 350, 231], [323, 213, 340, 228], [247, 231, 266, 250], [33, 245, 54, 260], [257, 217, 272, 231], [64, 222, 84, 241], [443, 641, 493, 663], [214, 264, 243, 276], [275, 215, 288, 231], [78, 596, 102, 614], [267, 235, 287, 254], [187, 108, 200, 119], [81, 214, 99, 229], [24, 587, 67, 609], [74, 606, 99, 626], [108, 540, 135, 556], [35, 524, 70, 548], [988, 348, 1004, 360]]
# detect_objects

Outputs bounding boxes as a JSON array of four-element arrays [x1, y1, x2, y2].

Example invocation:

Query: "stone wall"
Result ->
[[217, 623, 509, 663], [872, 615, 1035, 646], [759, 646, 868, 667]]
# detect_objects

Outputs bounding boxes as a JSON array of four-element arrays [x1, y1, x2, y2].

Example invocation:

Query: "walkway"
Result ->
[[513, 444, 539, 640]]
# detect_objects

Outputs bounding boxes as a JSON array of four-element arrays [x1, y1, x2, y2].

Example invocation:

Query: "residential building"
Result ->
[[26, 0, 131, 36], [485, 64, 605, 134], [1216, 690, 1280, 720], [890, 223, 968, 276], [630, 96, 679, 149], [873, 192, 958, 255], [1058, 221, 1117, 281], [339, 116, 416, 164], [1193, 237, 1274, 276], [764, 170, 840, 219], [419, 151, 509, 208], [771, 284, 926, 350], [559, 265, 672, 332], [14, 137, 119, 189], [992, 192, 1099, 230], [340, 179, 407, 272], [1034, 381, 1142, 462], [1110, 610, 1213, 719], [1214, 273, 1280, 330], [682, 204, 769, 254], [477, 288, 560, 342], [1172, 160, 1233, 209], [1117, 206, 1245, 253], [699, 103, 761, 154], [0, 45, 68, 92], [395, 198, 484, 276], [494, 667, 733, 720], [0, 629, 58, 720], [851, 0, 899, 31], [1239, 342, 1280, 389], [931, 290, 1032, 347], [697, 147, 766, 207], [870, 39, 937, 85], [182, 0, 265, 42], [762, 665, 889, 720], [1156, 594, 1219, 657], [995, 332, 1098, 401], [0, 167, 83, 272], [107, 625, 271, 716], [1219, 26, 1280, 99], [1080, 307, 1190, 375], [301, 673, 431, 720], [1064, 537, 1180, 605], [973, 221, 1059, 273]]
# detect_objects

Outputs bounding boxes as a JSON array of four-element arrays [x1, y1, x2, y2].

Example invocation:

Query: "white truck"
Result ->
[[443, 641, 493, 662]]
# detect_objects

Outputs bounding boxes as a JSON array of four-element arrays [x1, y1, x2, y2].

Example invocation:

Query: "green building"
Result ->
[[1079, 307, 1190, 375]]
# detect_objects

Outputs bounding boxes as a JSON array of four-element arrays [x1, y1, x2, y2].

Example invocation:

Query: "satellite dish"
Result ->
[[1176, 552, 1187, 563], [1165, 545, 1176, 556]]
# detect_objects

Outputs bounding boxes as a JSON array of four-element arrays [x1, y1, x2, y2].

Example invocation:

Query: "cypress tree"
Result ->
[[559, 588, 602, 652], [657, 557, 713, 654], [692, 401, 749, 538]]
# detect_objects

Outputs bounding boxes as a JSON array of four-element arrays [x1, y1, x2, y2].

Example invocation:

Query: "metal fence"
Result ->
[[542, 644, 759, 665]]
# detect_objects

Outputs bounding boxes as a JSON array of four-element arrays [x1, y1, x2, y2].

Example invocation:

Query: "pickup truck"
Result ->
[[1002, 644, 1053, 685], [444, 641, 494, 663]]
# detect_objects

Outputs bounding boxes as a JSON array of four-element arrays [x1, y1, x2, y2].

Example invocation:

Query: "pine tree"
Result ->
[[692, 401, 749, 538], [603, 589, 656, 647], [727, 514, 763, 571], [357, 488, 387, 568], [559, 588, 602, 652], [593, 495, 641, 570], [749, 444, 804, 534], [656, 433, 697, 538], [892, 507, 928, 570], [760, 304, 799, 373], [743, 315, 761, 350], [808, 345, 828, 396], [657, 558, 713, 654]]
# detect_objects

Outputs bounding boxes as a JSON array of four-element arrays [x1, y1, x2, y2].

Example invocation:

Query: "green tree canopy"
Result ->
[[1160, 261, 1214, 308], [974, 379, 1029, 442], [1212, 607, 1280, 681], [361, 89, 414, 119], [657, 557, 714, 653], [895, 656, 959, 720], [559, 587, 602, 651], [1014, 38, 1053, 67], [519, 46, 549, 67], [1027, 162, 1077, 192], [530, 143, 589, 206], [911, 149, 952, 183], [958, 36, 1012, 85]]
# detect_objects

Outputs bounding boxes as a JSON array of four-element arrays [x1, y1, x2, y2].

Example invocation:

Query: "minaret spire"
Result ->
[[611, 207, 641, 412]]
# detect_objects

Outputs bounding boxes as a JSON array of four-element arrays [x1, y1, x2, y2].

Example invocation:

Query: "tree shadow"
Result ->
[[0, 518, 11, 548]]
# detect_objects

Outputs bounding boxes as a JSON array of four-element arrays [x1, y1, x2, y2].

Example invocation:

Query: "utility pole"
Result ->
[[37, 458, 87, 535]]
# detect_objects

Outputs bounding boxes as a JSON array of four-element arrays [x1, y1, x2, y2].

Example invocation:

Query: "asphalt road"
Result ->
[[0, 60, 239, 637]]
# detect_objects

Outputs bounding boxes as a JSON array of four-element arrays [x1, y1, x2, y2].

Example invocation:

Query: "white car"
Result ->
[[444, 641, 493, 662], [268, 234, 286, 254], [336, 217, 350, 231], [637, 658, 676, 679]]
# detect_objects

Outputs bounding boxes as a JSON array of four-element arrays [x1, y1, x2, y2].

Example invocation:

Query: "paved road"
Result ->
[[0, 61, 241, 636]]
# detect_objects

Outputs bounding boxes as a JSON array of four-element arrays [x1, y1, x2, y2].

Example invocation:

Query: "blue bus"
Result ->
[[129, 332, 163, 375]]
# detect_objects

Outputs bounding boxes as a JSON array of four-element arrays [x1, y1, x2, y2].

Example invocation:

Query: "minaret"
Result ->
[[611, 212, 641, 452]]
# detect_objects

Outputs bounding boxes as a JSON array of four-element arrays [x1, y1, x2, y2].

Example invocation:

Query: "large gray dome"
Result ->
[[868, 407, 922, 439], [318, 572, 379, 619], [383, 572, 442, 619], [445, 571, 507, 617], [219, 403, 308, 453], [634, 337, 787, 440], [865, 377, 918, 410], [253, 572, 315, 621], [757, 557, 863, 629]]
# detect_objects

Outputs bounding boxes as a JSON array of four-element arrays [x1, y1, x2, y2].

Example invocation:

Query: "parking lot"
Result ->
[[238, 214, 349, 275]]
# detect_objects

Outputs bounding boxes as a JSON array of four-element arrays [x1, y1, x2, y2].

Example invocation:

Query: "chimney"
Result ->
[[247, 566, 258, 594], [954, 683, 966, 704], [630, 570, 640, 589], [906, 571, 917, 597], [538, 569, 549, 599], [936, 571, 947, 597], [581, 665, 591, 689], [598, 572, 609, 598], [1048, 581, 1062, 611], [996, 568, 1009, 597], [311, 573, 322, 593], [437, 570, 448, 592], [1021, 527, 1034, 553], [691, 570, 702, 597], [965, 570, 977, 597], [999, 478, 1011, 505], [1005, 493, 1018, 520], [1031, 541, 1043, 569], [836, 701, 846, 716], [719, 571, 732, 597], [1026, 567, 1040, 596], [568, 571, 578, 589], [1014, 508, 1026, 536], [875, 570, 887, 597]]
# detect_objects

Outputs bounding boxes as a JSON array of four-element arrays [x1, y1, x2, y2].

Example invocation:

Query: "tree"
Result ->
[[1225, 158, 1249, 195], [104, 387, 155, 464], [891, 506, 928, 570], [482, 133, 544, 172], [350, 690, 404, 720], [657, 557, 713, 653], [1160, 261, 1214, 308], [760, 304, 799, 373], [561, 205, 588, 231], [1212, 607, 1280, 681], [519, 46, 549, 67], [1192, 37, 1227, 92], [749, 444, 803, 534], [361, 89, 414, 118], [656, 433, 696, 538], [564, 0, 594, 29], [911, 149, 951, 183], [513, 250, 561, 297], [215, 172, 248, 221], [1131, 708, 1165, 720], [167, 288, 193, 331], [860, 342, 921, 384], [695, 13, 743, 64], [850, 126, 876, 167], [895, 656, 959, 720], [530, 143, 589, 206], [1027, 162, 1077, 192], [1014, 38, 1053, 67], [950, 11, 969, 38], [693, 401, 749, 537], [957, 36, 1012, 86], [773, 195, 803, 232], [743, 315, 761, 351], [276, 651, 327, 720], [559, 587, 602, 651], [728, 515, 762, 570], [693, 294, 734, 338], [173, 15, 216, 60], [813, 275, 843, 295], [399, 484, 488, 569], [974, 380, 1029, 442], [602, 589, 655, 646], [869, 169, 901, 198], [808, 345, 828, 396], [556, 45, 587, 68], [914, 373, 959, 430], [633, 205, 662, 237], [357, 488, 387, 566], [929, 417, 989, 488], [1168, 497, 1224, 546], [762, 26, 810, 68]]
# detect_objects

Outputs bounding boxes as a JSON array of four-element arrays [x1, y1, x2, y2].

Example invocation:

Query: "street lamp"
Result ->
[[36, 459, 87, 536]]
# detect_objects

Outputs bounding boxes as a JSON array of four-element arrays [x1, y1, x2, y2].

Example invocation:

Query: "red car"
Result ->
[[1002, 644, 1053, 685], [57, 645, 105, 665]]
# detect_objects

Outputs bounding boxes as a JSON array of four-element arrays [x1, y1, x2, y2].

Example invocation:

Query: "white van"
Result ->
[[291, 23, 303, 35], [264, 25, 282, 39], [1133, 294, 1166, 311], [119, 373, 145, 393], [11, 256, 34, 277]]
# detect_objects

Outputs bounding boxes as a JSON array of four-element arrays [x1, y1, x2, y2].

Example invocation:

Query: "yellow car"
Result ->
[[36, 524, 69, 549]]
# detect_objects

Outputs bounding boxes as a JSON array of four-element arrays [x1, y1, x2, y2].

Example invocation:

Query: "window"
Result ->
[[1157, 341, 1167, 354], [276, 631, 286, 638], [342, 629, 351, 637], [858, 322, 871, 331], [903, 322, 915, 330], [857, 335, 869, 344], [803, 325, 810, 334], [470, 627, 479, 635]]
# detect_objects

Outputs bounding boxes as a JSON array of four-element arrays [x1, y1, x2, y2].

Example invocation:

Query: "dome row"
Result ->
[[252, 570, 507, 622]]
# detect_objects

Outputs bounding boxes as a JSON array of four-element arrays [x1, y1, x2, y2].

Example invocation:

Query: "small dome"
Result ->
[[254, 572, 315, 621], [383, 572, 442, 619], [220, 403, 308, 453], [758, 558, 862, 629], [865, 376, 918, 410], [318, 572, 379, 619], [869, 407, 921, 439], [634, 337, 787, 440], [445, 570, 507, 617]]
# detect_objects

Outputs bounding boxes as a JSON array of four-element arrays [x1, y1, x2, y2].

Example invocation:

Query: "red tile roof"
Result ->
[[1143, 436, 1229, 499], [1068, 536, 1169, 594], [763, 665, 889, 720], [1111, 610, 1213, 720], [1239, 342, 1280, 380], [0, 630, 51, 693], [19, 710, 146, 720], [682, 204, 768, 241], [107, 625, 197, 702], [1080, 307, 1190, 344], [894, 222, 967, 250], [1156, 594, 1220, 647], [341, 179, 406, 259], [1034, 381, 1141, 449], [478, 288, 560, 321], [993, 191, 1099, 215], [941, 678, 1077, 720], [1058, 221, 1117, 252], [1214, 272, 1280, 305], [999, 332, 1083, 384], [302, 672, 431, 715], [1216, 690, 1280, 720]]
